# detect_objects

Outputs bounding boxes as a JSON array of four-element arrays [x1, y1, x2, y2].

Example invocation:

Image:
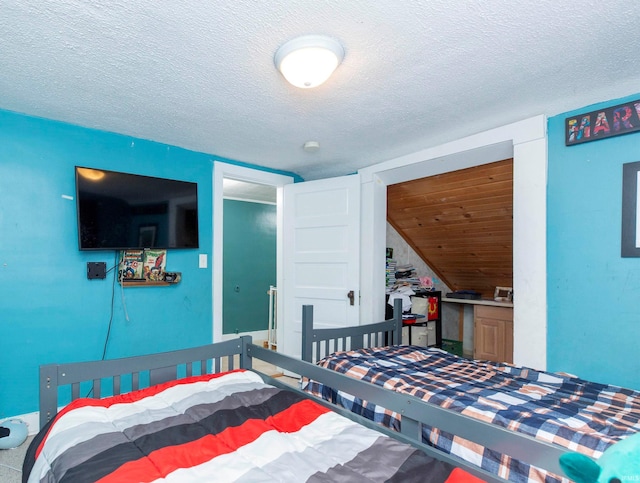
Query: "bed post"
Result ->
[[301, 305, 314, 362], [239, 335, 252, 369], [39, 364, 59, 429], [393, 298, 402, 345]]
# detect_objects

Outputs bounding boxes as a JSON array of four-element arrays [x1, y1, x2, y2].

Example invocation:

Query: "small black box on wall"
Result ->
[[87, 262, 107, 280]]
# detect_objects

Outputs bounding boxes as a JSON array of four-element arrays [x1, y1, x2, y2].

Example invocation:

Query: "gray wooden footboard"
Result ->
[[302, 298, 403, 363], [39, 337, 252, 429]]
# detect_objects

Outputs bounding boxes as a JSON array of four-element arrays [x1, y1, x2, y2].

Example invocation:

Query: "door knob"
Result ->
[[347, 290, 355, 306]]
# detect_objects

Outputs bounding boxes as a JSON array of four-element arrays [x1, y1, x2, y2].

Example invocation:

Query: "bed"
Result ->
[[301, 301, 640, 483], [23, 336, 507, 483]]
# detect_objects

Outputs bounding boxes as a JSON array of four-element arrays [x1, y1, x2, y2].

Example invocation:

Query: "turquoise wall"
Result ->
[[6, 89, 640, 419], [0, 109, 297, 418], [547, 92, 640, 390], [223, 200, 276, 334]]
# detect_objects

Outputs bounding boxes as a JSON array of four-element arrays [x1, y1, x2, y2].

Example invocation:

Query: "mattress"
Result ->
[[304, 345, 640, 483], [24, 369, 483, 483]]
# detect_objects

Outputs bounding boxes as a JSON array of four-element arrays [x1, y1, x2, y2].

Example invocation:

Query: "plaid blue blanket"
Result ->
[[305, 345, 640, 483]]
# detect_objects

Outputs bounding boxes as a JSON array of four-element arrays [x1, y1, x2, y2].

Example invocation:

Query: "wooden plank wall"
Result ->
[[387, 159, 513, 298]]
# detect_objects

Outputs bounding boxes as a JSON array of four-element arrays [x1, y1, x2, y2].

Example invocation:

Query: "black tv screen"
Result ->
[[76, 167, 199, 250]]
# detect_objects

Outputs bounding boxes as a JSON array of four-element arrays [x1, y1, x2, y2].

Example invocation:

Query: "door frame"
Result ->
[[359, 115, 547, 370], [213, 162, 294, 342]]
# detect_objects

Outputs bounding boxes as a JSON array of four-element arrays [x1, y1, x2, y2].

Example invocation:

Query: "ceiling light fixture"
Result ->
[[274, 35, 344, 89]]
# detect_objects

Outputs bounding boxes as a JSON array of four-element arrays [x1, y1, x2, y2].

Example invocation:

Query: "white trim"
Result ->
[[213, 162, 294, 344], [512, 137, 547, 369], [359, 115, 548, 370], [359, 115, 545, 184], [215, 329, 269, 342], [223, 196, 276, 205]]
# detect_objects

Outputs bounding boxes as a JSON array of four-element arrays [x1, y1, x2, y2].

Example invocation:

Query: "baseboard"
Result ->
[[217, 329, 269, 342]]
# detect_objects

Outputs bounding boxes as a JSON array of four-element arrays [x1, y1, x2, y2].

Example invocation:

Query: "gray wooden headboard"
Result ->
[[301, 298, 402, 363]]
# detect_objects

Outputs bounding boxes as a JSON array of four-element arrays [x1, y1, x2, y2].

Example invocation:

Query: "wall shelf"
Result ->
[[119, 274, 181, 287], [120, 281, 177, 287]]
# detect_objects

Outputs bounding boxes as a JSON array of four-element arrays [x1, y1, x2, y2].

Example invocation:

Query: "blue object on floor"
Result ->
[[0, 419, 28, 449]]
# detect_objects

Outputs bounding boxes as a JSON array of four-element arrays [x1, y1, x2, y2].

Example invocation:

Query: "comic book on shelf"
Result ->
[[143, 249, 167, 281], [118, 250, 145, 280]]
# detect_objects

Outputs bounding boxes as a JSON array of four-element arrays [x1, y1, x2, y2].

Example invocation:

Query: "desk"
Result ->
[[442, 297, 514, 361], [442, 297, 514, 307]]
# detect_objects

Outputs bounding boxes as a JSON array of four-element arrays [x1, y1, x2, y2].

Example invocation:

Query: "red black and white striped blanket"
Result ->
[[25, 369, 484, 483], [304, 345, 640, 483]]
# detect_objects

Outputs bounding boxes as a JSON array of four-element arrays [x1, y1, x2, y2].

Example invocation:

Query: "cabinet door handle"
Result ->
[[347, 290, 355, 306]]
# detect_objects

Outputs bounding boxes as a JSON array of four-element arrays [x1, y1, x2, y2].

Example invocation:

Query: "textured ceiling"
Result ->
[[1, 1, 639, 180]]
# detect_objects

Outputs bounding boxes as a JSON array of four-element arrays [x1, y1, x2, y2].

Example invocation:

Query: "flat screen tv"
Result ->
[[76, 167, 199, 250]]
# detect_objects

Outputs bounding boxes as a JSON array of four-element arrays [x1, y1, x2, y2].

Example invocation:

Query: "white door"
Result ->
[[280, 174, 360, 359]]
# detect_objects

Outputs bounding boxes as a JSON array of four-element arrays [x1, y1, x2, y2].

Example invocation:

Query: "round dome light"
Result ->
[[275, 35, 344, 89]]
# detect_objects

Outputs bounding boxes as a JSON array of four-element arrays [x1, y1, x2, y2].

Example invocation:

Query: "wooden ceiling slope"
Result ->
[[387, 159, 513, 298]]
